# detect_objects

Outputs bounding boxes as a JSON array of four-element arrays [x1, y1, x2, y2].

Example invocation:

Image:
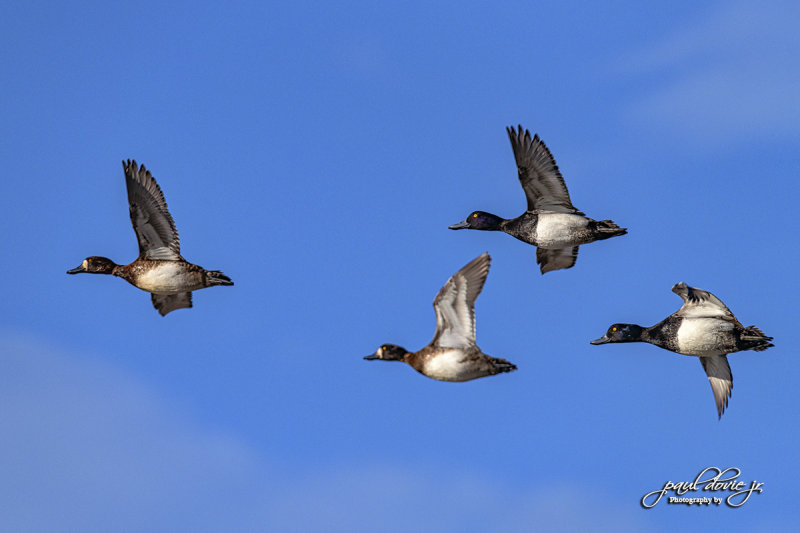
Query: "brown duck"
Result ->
[[365, 252, 516, 382], [67, 160, 233, 315]]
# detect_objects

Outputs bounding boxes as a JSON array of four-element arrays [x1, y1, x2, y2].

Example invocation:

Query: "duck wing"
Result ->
[[700, 355, 733, 418], [431, 252, 491, 349], [536, 246, 579, 274], [124, 160, 182, 261], [151, 292, 193, 316], [506, 125, 581, 215], [672, 282, 735, 319]]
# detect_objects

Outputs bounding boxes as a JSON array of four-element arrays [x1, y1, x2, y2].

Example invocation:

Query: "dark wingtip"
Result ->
[[506, 124, 526, 140], [123, 159, 147, 175]]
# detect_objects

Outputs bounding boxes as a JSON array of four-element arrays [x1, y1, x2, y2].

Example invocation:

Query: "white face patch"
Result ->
[[82, 259, 89, 269]]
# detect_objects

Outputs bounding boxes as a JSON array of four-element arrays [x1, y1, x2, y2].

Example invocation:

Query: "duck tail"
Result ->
[[491, 357, 518, 375], [592, 219, 628, 239], [741, 326, 774, 352], [207, 270, 234, 286]]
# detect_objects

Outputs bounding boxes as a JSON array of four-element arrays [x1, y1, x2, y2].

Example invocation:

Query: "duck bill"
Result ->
[[364, 353, 380, 360], [590, 335, 611, 345], [448, 220, 470, 230], [66, 265, 87, 274]]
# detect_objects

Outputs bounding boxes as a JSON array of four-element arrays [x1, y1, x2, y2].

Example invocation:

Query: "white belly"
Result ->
[[677, 318, 732, 356], [423, 350, 470, 381], [135, 263, 201, 294], [535, 213, 589, 247]]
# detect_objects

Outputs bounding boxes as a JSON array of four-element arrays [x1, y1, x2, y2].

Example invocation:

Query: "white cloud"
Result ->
[[621, 0, 800, 141], [263, 467, 652, 532], [0, 334, 650, 532], [0, 334, 270, 532]]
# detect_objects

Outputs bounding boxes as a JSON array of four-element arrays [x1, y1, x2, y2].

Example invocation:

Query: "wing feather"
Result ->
[[431, 253, 491, 348], [151, 292, 193, 316], [124, 160, 182, 261], [672, 282, 735, 319], [700, 355, 733, 418], [536, 246, 580, 274], [506, 125, 580, 214]]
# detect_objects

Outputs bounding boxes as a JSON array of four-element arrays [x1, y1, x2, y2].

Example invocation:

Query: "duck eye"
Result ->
[[612, 327, 617, 332], [472, 213, 478, 218]]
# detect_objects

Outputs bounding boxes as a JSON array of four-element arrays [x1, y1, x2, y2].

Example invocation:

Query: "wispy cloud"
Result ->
[[620, 0, 800, 141], [0, 334, 271, 532], [0, 334, 649, 532], [261, 467, 652, 532]]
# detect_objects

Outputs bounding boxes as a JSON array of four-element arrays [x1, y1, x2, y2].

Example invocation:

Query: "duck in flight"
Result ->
[[591, 282, 773, 418], [67, 160, 233, 316], [449, 125, 627, 273], [365, 252, 517, 381]]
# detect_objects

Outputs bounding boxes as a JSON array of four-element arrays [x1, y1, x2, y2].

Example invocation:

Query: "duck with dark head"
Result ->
[[449, 125, 626, 274], [67, 159, 233, 316], [364, 253, 517, 382], [591, 282, 773, 418]]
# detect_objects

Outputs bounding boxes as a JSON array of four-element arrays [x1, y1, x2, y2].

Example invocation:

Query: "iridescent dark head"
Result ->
[[66, 256, 118, 275], [590, 324, 644, 345], [448, 211, 504, 231], [364, 344, 407, 362]]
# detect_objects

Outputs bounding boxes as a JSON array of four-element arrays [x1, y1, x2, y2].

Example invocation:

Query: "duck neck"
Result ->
[[481, 213, 506, 231], [634, 325, 652, 343], [403, 350, 423, 371], [108, 262, 127, 280], [499, 213, 531, 234], [621, 324, 647, 343]]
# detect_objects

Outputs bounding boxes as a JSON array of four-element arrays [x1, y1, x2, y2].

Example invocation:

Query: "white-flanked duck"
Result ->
[[365, 252, 517, 381], [591, 282, 773, 418], [67, 160, 233, 315], [449, 125, 626, 273]]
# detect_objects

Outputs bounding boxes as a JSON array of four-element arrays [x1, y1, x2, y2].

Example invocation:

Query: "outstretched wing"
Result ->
[[672, 282, 735, 319], [151, 292, 193, 316], [536, 246, 580, 274], [506, 125, 580, 214], [124, 159, 182, 261], [700, 355, 733, 418], [431, 252, 491, 349]]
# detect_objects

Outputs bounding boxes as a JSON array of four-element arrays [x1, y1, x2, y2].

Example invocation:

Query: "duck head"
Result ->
[[590, 324, 644, 345], [448, 211, 504, 231], [67, 256, 118, 275], [364, 344, 407, 362]]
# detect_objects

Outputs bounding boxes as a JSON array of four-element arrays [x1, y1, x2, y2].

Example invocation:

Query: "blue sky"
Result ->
[[1, 0, 798, 531]]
